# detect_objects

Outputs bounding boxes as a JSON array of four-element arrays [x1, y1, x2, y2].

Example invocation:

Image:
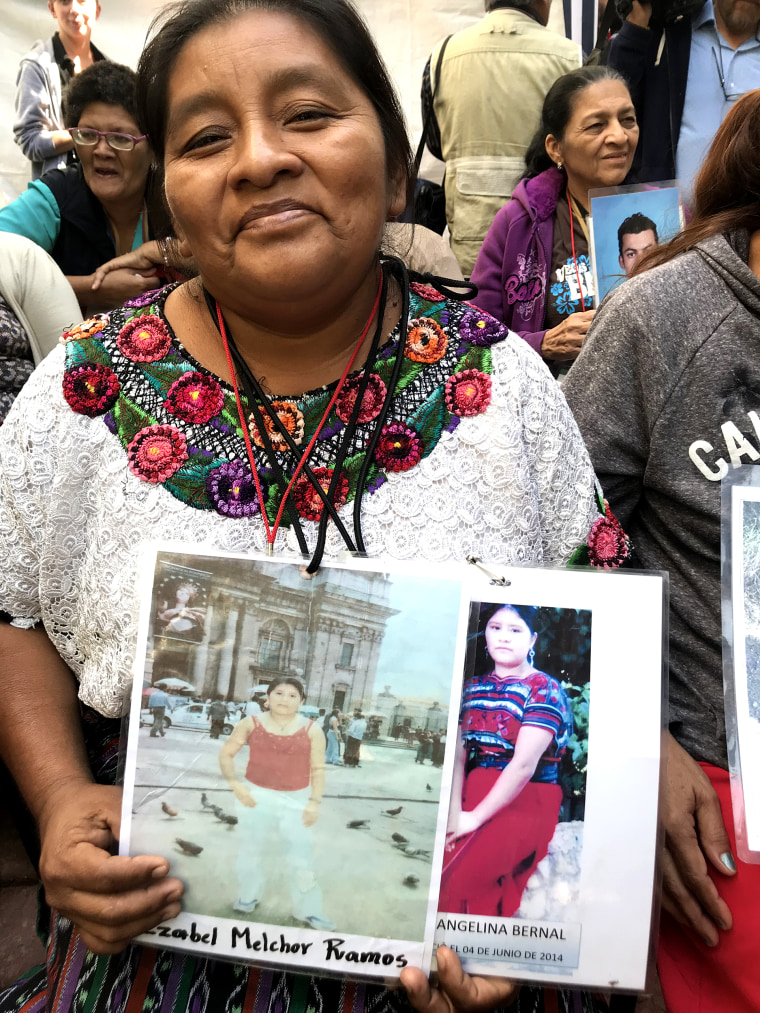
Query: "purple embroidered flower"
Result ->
[[444, 369, 492, 417], [165, 371, 225, 425], [375, 422, 422, 472], [62, 363, 120, 416], [206, 459, 260, 517], [124, 288, 165, 309], [117, 314, 172, 362], [410, 281, 445, 303], [127, 424, 187, 483], [335, 373, 387, 424], [458, 311, 505, 347]]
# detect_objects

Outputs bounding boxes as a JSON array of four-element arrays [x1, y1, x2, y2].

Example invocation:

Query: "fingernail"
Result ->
[[717, 919, 729, 931], [702, 935, 716, 947], [165, 888, 183, 903], [162, 904, 181, 922], [720, 851, 737, 873]]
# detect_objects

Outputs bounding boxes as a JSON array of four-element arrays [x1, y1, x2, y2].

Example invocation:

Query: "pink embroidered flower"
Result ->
[[411, 281, 445, 303], [293, 467, 349, 521], [62, 363, 120, 416], [117, 314, 172, 362], [444, 369, 492, 417], [335, 373, 387, 424], [458, 311, 506, 347], [587, 515, 631, 569], [124, 288, 165, 309], [206, 459, 260, 517], [60, 314, 109, 343], [127, 424, 188, 483], [405, 317, 448, 364], [165, 371, 225, 425], [374, 422, 422, 472], [249, 401, 304, 450]]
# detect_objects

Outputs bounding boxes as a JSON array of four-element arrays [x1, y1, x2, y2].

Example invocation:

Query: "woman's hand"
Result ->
[[302, 799, 321, 827], [447, 810, 480, 845], [85, 268, 161, 311], [231, 782, 256, 808], [541, 310, 596, 361], [90, 241, 166, 292], [401, 945, 518, 1012], [38, 782, 183, 955], [660, 733, 735, 946]]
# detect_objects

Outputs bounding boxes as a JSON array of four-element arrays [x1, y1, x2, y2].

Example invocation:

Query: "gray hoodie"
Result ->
[[14, 38, 69, 180], [564, 230, 760, 768]]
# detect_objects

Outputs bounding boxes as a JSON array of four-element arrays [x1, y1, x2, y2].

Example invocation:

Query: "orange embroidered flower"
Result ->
[[60, 314, 109, 343], [248, 400, 304, 449], [405, 317, 448, 364]]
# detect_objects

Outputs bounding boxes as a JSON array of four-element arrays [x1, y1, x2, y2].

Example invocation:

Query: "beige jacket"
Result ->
[[431, 8, 581, 275]]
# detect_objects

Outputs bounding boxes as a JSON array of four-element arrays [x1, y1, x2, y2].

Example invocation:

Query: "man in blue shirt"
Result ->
[[607, 0, 760, 197], [148, 687, 171, 738]]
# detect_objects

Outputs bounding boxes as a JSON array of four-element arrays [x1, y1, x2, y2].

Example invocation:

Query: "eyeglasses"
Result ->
[[68, 127, 148, 151], [711, 45, 742, 102]]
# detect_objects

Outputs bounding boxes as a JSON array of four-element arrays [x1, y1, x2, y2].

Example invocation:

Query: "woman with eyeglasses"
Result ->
[[0, 61, 161, 313]]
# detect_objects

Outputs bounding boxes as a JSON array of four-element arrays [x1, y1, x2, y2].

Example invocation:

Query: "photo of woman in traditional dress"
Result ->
[[218, 675, 334, 929], [439, 604, 573, 917]]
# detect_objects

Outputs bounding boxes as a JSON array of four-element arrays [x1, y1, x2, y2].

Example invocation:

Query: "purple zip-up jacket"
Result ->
[[471, 166, 564, 355]]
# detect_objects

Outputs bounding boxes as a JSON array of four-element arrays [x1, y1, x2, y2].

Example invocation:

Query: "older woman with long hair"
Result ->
[[0, 1, 627, 1011], [564, 89, 760, 1013]]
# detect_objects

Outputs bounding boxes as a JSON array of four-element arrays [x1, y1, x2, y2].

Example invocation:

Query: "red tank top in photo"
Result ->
[[245, 717, 313, 791]]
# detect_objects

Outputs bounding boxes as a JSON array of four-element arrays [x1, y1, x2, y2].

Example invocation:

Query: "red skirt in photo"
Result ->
[[439, 767, 562, 917]]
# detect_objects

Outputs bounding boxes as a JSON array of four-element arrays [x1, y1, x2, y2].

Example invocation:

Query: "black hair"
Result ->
[[471, 603, 541, 676], [266, 675, 306, 700], [522, 66, 626, 179], [135, 0, 414, 206], [617, 212, 658, 255], [63, 61, 139, 128]]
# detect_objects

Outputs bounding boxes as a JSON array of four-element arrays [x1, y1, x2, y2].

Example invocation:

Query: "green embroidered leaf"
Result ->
[[166, 462, 214, 510], [301, 394, 335, 438], [65, 338, 112, 370], [567, 544, 591, 567], [141, 360, 189, 395], [409, 390, 448, 457], [112, 396, 151, 443], [458, 347, 492, 374]]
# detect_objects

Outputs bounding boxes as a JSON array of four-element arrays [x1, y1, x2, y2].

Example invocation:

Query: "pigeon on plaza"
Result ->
[[401, 846, 431, 859], [402, 875, 419, 888], [391, 832, 408, 844], [161, 802, 178, 817], [347, 819, 369, 829], [201, 792, 212, 809], [215, 810, 238, 825], [426, 784, 432, 792], [175, 838, 203, 856], [383, 806, 403, 817]]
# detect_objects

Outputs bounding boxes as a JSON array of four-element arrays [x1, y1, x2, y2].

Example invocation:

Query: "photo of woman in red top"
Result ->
[[439, 604, 572, 917], [219, 675, 333, 929]]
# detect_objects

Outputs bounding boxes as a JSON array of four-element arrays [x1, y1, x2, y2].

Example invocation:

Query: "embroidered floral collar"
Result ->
[[61, 281, 506, 526]]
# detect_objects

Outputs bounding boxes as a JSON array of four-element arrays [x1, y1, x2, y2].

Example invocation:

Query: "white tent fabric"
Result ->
[[1, 0, 589, 201]]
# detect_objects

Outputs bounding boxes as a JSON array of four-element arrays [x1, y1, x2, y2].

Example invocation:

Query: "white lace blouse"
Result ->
[[0, 289, 598, 718]]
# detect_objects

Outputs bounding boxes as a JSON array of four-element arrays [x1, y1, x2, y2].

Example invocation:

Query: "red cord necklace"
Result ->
[[567, 187, 588, 313], [216, 275, 384, 554]]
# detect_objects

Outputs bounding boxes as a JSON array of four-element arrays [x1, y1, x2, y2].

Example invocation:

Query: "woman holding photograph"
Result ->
[[439, 605, 572, 917], [0, 0, 626, 1011], [470, 67, 639, 374], [219, 676, 333, 928]]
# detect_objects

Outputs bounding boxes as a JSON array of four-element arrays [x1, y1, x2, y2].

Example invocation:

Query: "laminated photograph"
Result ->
[[119, 544, 469, 978], [721, 467, 760, 863], [587, 181, 683, 306], [435, 564, 665, 991]]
